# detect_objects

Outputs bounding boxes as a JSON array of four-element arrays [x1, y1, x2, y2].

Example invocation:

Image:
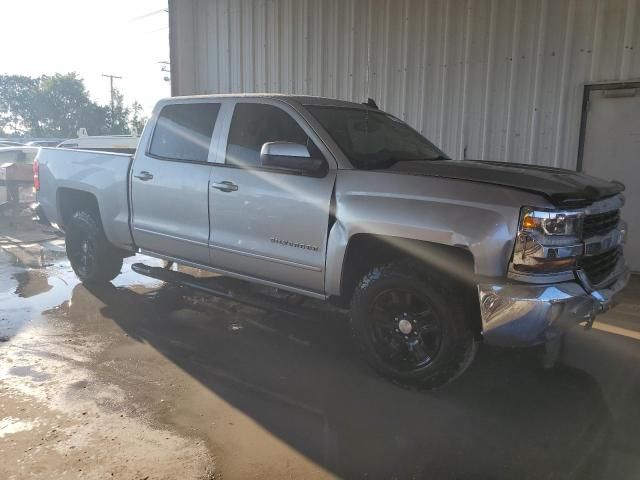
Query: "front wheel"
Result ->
[[65, 210, 123, 284], [350, 260, 478, 389]]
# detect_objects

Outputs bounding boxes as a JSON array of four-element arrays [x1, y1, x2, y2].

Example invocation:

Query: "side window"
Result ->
[[149, 103, 220, 162], [225, 103, 312, 168]]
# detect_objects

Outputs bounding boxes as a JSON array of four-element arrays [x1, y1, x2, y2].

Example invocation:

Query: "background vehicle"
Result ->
[[33, 94, 630, 388], [57, 128, 138, 154], [25, 140, 64, 147], [0, 140, 25, 147]]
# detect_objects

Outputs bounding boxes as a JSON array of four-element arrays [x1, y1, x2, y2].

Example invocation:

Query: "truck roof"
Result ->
[[161, 93, 372, 110]]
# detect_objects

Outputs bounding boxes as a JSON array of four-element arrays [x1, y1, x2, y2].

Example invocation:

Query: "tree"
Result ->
[[0, 73, 145, 138], [34, 73, 110, 137], [129, 101, 147, 135], [105, 88, 130, 135], [0, 75, 39, 135]]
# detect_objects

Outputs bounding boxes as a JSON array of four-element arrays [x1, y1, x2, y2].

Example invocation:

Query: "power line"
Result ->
[[130, 8, 168, 22]]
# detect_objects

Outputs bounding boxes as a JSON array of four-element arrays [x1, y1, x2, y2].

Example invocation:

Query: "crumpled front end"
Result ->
[[479, 192, 630, 347], [478, 261, 630, 347]]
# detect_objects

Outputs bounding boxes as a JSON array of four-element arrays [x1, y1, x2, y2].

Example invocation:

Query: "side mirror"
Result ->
[[260, 142, 326, 176]]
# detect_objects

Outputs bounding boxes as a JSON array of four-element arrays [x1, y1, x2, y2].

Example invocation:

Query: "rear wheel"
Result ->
[[65, 210, 123, 284], [350, 260, 478, 389]]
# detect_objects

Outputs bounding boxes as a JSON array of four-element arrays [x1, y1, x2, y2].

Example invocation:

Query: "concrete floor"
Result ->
[[1, 219, 639, 479]]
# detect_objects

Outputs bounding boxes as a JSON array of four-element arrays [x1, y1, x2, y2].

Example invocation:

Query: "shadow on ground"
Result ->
[[61, 280, 619, 480]]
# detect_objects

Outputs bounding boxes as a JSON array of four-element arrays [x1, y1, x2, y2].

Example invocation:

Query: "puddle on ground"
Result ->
[[9, 365, 52, 382], [0, 241, 66, 268], [0, 247, 78, 342], [0, 417, 39, 438], [0, 245, 165, 343], [12, 270, 53, 298]]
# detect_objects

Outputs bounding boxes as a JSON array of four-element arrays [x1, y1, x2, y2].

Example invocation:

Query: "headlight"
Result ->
[[520, 207, 583, 236], [511, 207, 584, 277]]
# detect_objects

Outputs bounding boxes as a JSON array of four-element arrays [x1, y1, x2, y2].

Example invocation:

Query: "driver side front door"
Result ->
[[208, 101, 336, 295]]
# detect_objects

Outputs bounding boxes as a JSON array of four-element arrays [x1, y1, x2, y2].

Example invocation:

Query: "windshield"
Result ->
[[306, 106, 449, 169]]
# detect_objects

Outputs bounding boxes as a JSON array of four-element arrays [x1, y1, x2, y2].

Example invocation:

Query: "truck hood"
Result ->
[[382, 159, 624, 207]]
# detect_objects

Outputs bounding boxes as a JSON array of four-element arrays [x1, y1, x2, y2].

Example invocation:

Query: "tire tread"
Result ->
[[66, 210, 123, 284], [350, 260, 478, 390]]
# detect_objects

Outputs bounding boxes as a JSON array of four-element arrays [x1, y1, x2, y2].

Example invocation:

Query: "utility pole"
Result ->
[[102, 73, 122, 132]]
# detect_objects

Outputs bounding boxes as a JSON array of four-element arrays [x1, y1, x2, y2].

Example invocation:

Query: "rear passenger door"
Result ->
[[131, 101, 221, 265], [208, 101, 336, 295]]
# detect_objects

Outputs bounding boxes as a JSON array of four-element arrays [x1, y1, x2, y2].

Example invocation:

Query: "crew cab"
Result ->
[[33, 94, 630, 388]]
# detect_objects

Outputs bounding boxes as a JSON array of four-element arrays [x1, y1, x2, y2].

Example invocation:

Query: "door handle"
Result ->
[[211, 181, 238, 192], [134, 171, 154, 181]]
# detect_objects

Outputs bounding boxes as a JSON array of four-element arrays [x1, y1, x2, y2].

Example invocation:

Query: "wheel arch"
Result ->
[[331, 233, 481, 334], [56, 188, 101, 231]]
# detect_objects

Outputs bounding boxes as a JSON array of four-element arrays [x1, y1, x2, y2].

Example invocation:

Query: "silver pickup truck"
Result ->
[[34, 94, 630, 388]]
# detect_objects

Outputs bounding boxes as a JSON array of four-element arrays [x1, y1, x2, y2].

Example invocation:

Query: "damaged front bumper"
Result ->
[[477, 262, 630, 347]]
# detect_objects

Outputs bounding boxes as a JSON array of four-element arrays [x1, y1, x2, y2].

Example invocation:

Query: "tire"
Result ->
[[350, 260, 479, 389], [65, 210, 123, 284]]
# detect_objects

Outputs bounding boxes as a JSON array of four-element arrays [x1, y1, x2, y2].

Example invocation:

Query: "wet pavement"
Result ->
[[1, 224, 640, 479]]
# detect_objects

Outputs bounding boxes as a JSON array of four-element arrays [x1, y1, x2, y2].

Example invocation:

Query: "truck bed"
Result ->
[[36, 147, 135, 250]]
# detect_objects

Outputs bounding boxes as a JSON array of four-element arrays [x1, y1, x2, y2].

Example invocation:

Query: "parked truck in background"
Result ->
[[57, 128, 139, 154], [32, 94, 630, 388]]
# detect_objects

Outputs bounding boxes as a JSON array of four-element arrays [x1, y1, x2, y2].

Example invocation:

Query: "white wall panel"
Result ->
[[170, 0, 640, 169]]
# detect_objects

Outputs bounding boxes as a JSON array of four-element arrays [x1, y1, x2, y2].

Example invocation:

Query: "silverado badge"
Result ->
[[271, 237, 319, 252]]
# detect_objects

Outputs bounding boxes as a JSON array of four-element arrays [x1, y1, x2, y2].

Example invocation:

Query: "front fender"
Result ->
[[325, 171, 549, 296]]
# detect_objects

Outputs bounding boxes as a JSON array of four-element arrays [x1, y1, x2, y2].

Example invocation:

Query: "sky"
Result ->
[[1, 0, 171, 116]]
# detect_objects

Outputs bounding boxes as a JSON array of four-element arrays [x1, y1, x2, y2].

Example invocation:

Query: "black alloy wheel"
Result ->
[[368, 288, 443, 372], [350, 260, 478, 389]]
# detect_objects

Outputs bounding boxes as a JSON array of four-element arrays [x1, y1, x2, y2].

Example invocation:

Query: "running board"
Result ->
[[131, 262, 302, 317]]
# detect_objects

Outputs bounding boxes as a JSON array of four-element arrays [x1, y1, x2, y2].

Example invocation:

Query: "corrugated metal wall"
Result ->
[[169, 0, 640, 169]]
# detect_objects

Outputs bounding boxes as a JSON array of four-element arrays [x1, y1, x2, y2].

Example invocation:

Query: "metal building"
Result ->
[[169, 0, 640, 167], [169, 0, 639, 268]]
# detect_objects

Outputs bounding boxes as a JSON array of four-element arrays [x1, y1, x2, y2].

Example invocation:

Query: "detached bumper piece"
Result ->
[[478, 262, 630, 347]]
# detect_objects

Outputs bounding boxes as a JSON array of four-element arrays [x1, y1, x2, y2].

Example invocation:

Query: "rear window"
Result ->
[[149, 103, 220, 162]]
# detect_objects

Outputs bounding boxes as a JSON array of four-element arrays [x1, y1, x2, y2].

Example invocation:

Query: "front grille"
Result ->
[[578, 248, 620, 285], [582, 210, 620, 237]]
